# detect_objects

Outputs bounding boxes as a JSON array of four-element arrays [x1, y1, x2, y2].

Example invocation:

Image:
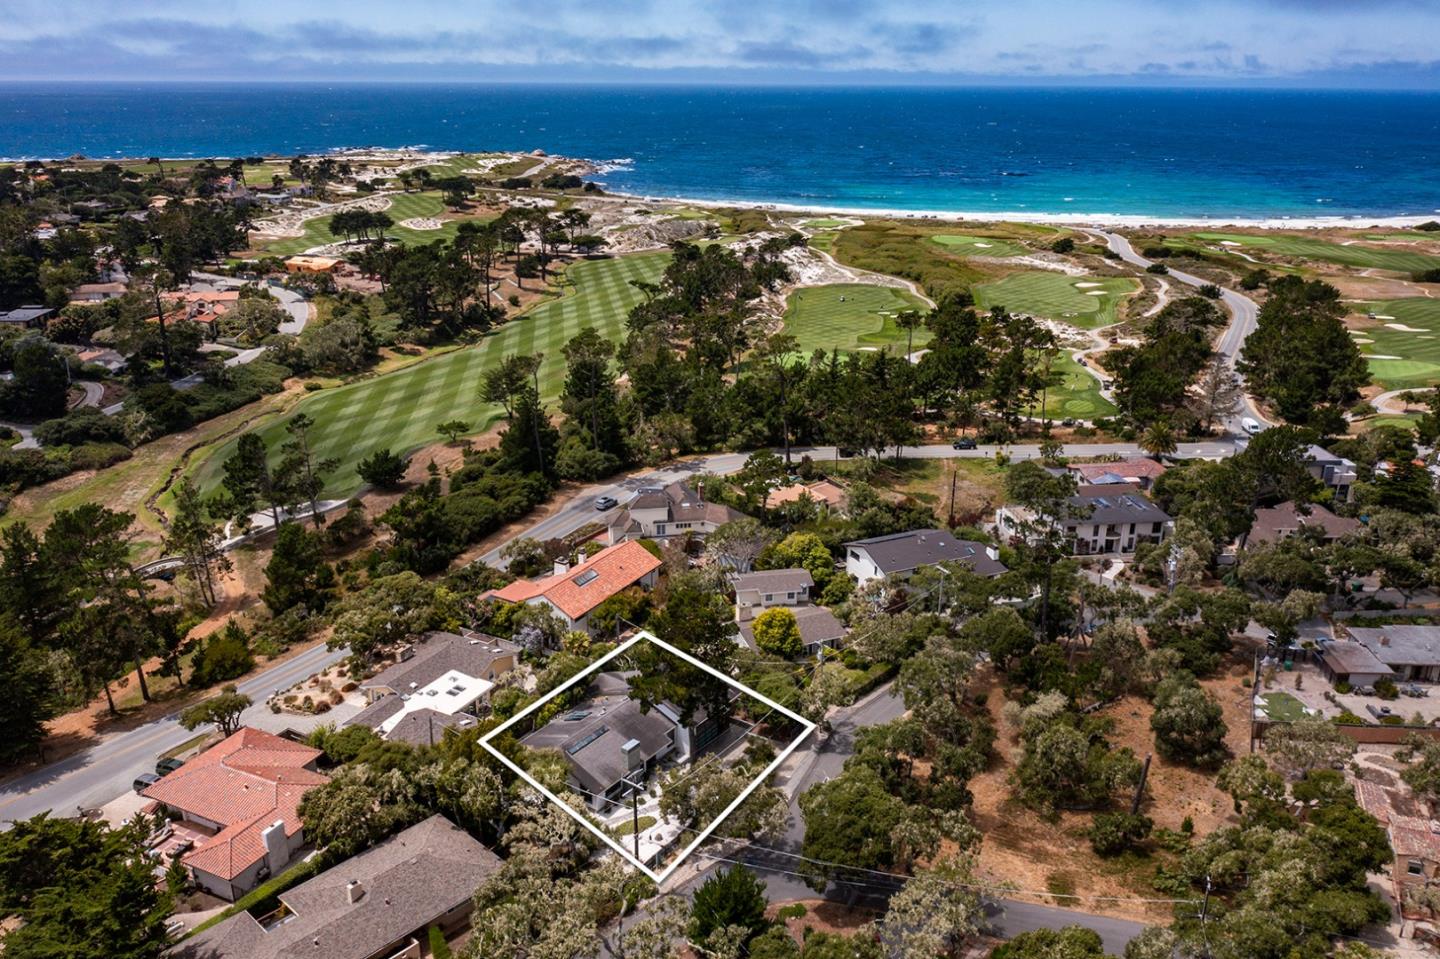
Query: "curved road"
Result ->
[[1086, 230, 1267, 434]]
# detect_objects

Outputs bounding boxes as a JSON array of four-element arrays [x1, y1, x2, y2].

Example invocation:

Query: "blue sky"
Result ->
[[2, 0, 1438, 87]]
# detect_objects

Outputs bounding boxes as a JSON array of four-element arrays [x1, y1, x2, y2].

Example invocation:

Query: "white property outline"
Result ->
[[479, 629, 816, 883]]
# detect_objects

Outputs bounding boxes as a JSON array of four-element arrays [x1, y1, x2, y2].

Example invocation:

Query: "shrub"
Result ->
[[1051, 237, 1075, 254], [1198, 283, 1222, 299], [357, 448, 408, 489], [1376, 678, 1399, 700], [68, 442, 131, 472], [1413, 268, 1440, 283], [1088, 811, 1153, 856], [427, 926, 453, 959], [1335, 680, 1352, 694], [1146, 263, 1169, 275], [34, 407, 127, 448], [189, 621, 256, 687]]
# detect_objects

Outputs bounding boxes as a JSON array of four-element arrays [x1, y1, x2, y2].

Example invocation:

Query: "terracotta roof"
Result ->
[[143, 728, 327, 881], [765, 479, 847, 510], [1391, 816, 1440, 861], [1070, 459, 1168, 483], [1356, 781, 1395, 825], [485, 540, 661, 621]]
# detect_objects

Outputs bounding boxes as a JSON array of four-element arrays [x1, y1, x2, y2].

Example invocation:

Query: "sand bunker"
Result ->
[[974, 242, 993, 248], [1352, 337, 1375, 344], [1386, 323, 1428, 332], [1369, 354, 1403, 360], [1220, 240, 1242, 247], [399, 217, 444, 230], [1373, 314, 1396, 320], [1085, 290, 1107, 296], [1075, 282, 1102, 288]]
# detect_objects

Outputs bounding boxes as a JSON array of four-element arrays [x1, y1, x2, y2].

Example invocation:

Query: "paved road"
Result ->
[[74, 379, 105, 408], [608, 685, 1146, 956], [0, 641, 348, 826], [478, 440, 1238, 569], [1088, 230, 1266, 434]]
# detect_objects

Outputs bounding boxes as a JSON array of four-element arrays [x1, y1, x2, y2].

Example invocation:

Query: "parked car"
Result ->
[[133, 773, 160, 793], [594, 495, 618, 511], [952, 437, 977, 450], [156, 757, 185, 777], [1241, 417, 1263, 436], [1061, 418, 1077, 427]]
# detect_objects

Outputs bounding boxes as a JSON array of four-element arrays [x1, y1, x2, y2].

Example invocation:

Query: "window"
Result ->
[[763, 593, 773, 602], [1409, 860, 1425, 876], [786, 592, 795, 600]]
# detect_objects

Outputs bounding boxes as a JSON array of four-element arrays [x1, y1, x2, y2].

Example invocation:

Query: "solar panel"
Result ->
[[566, 725, 608, 755]]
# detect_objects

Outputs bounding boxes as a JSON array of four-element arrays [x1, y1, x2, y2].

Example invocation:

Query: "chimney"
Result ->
[[1381, 634, 1391, 647], [346, 879, 365, 904], [985, 545, 1000, 561], [261, 819, 289, 876], [622, 738, 643, 773], [553, 556, 571, 576]]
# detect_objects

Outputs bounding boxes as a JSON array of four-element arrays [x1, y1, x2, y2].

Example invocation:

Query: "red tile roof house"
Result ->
[[483, 539, 662, 636], [1066, 457, 1168, 491], [1354, 779, 1440, 923], [142, 727, 329, 901]]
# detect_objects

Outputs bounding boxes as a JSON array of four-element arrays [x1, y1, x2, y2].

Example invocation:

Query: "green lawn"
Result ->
[[802, 218, 852, 230], [257, 192, 488, 256], [782, 284, 931, 357], [1181, 232, 1440, 275], [1350, 298, 1440, 390], [1260, 691, 1309, 722], [973, 272, 1139, 330], [1030, 352, 1117, 420], [930, 234, 1027, 258], [190, 252, 670, 497]]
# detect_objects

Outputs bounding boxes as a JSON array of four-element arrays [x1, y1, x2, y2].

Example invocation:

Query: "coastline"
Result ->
[[604, 189, 1440, 231]]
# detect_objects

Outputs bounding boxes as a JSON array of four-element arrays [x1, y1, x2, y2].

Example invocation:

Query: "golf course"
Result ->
[[782, 284, 931, 356], [190, 251, 669, 497], [930, 234, 1027, 258], [1180, 232, 1440, 274], [1350, 298, 1440, 390], [973, 272, 1138, 330], [1031, 352, 1118, 420], [257, 192, 489, 257]]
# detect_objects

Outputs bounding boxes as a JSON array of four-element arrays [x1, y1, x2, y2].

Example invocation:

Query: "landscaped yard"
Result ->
[[929, 234, 1028, 258], [781, 284, 931, 357], [1180, 232, 1440, 275], [189, 252, 669, 497], [1260, 691, 1310, 722], [972, 272, 1139, 330], [256, 192, 491, 256], [1349, 298, 1440, 390]]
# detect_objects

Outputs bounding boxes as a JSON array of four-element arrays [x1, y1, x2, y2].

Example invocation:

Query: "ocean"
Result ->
[[3, 83, 1439, 220]]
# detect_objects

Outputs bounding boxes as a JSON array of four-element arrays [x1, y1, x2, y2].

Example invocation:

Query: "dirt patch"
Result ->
[[966, 666, 1248, 924], [765, 899, 880, 934], [1332, 274, 1432, 301]]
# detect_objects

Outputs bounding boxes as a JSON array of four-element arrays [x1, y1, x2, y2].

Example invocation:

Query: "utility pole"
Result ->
[[622, 774, 644, 862], [947, 469, 958, 527], [1130, 753, 1151, 815], [1199, 874, 1214, 959]]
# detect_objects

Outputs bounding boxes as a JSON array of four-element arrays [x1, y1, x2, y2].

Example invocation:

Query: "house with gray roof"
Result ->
[[732, 568, 814, 622], [843, 529, 1007, 585], [1348, 625, 1440, 683], [519, 672, 723, 811], [0, 305, 55, 329], [995, 484, 1171, 557], [171, 815, 500, 959], [1305, 444, 1358, 504], [739, 605, 847, 656], [607, 481, 746, 544], [1245, 501, 1362, 548], [345, 631, 518, 745]]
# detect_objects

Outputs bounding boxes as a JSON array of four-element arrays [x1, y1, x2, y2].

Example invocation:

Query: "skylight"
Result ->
[[574, 569, 599, 586]]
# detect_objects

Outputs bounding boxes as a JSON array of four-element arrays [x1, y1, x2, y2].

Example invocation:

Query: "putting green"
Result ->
[[1029, 352, 1118, 420], [973, 272, 1139, 330], [190, 252, 670, 497], [1351, 298, 1440, 390], [1184, 232, 1440, 274], [930, 234, 1027, 258], [782, 284, 931, 357]]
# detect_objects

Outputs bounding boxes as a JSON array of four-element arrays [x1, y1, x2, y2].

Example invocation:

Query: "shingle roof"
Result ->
[[519, 677, 677, 796], [485, 540, 661, 621], [362, 631, 517, 696], [613, 481, 744, 529], [740, 605, 846, 651], [1350, 626, 1440, 669], [1070, 485, 1172, 525], [143, 728, 327, 881], [173, 815, 502, 959], [731, 568, 814, 595], [1247, 501, 1361, 546], [1070, 459, 1167, 483], [844, 529, 1007, 577], [1320, 642, 1395, 679]]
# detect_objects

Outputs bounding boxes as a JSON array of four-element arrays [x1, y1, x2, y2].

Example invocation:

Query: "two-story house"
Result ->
[[995, 484, 1171, 556], [607, 482, 746, 544]]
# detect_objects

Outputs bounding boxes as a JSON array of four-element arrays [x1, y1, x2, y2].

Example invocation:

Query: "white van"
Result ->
[[1241, 417, 1263, 436]]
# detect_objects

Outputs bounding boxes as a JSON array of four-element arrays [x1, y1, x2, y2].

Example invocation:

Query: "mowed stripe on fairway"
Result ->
[[258, 192, 489, 256], [973, 272, 1138, 330], [1351, 297, 1440, 390], [782, 284, 931, 356], [190, 252, 669, 497]]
